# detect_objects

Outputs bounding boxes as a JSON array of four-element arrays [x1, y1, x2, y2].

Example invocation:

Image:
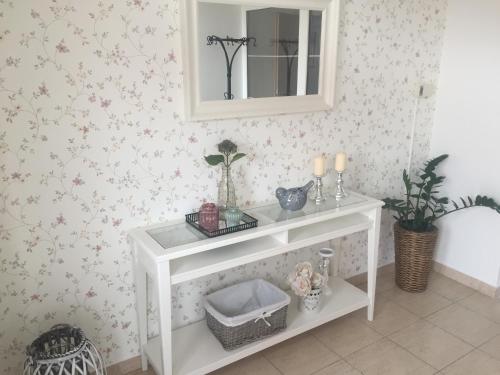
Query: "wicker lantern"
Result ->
[[23, 324, 107, 375]]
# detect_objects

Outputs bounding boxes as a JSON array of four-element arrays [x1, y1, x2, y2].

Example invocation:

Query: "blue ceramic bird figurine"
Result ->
[[276, 180, 314, 211]]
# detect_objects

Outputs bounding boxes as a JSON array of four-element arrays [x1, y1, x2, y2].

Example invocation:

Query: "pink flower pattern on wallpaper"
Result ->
[[0, 0, 446, 372]]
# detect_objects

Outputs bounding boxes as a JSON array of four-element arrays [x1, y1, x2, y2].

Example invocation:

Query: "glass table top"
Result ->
[[147, 192, 367, 251], [246, 192, 365, 225]]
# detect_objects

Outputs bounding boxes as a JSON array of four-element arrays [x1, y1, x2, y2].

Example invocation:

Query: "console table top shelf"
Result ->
[[130, 191, 382, 262]]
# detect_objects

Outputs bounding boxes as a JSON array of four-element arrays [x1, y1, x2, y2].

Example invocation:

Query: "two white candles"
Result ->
[[313, 152, 347, 176]]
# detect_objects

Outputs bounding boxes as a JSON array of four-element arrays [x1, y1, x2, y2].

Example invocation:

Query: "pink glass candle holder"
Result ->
[[199, 203, 219, 232]]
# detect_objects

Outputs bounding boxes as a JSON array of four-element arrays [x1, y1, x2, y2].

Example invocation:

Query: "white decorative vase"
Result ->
[[299, 288, 323, 313]]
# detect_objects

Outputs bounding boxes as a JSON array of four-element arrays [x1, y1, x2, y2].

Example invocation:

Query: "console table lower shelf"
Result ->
[[144, 277, 368, 375]]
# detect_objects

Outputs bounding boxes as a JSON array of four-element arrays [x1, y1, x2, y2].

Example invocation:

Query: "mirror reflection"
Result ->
[[198, 2, 323, 101]]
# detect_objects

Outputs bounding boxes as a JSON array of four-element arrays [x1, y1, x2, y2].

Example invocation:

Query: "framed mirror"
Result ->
[[180, 0, 339, 121]]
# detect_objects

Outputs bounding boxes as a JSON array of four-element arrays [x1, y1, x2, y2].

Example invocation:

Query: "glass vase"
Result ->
[[224, 207, 243, 227], [218, 165, 236, 213]]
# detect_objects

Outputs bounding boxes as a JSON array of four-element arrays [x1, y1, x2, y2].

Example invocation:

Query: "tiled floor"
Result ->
[[121, 268, 500, 375]]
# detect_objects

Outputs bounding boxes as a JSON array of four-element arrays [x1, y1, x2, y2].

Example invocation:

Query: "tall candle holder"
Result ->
[[335, 171, 347, 200], [310, 175, 325, 205], [318, 248, 335, 296]]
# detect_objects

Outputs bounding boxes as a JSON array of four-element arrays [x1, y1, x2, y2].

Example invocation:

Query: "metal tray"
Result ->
[[185, 211, 258, 238]]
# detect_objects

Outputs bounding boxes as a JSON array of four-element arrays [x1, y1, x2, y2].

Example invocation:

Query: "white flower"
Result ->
[[311, 272, 324, 289], [289, 275, 312, 297], [294, 261, 313, 280], [288, 261, 321, 296]]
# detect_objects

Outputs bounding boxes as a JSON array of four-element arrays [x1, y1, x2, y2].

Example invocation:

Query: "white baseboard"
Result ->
[[432, 260, 498, 298]]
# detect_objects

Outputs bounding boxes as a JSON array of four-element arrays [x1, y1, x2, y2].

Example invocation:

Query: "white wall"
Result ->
[[431, 0, 500, 287]]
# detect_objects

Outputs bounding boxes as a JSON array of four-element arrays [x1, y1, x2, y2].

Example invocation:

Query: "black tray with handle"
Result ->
[[185, 211, 258, 238]]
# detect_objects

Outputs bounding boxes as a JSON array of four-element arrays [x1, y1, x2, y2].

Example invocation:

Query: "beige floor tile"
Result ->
[[345, 338, 436, 375], [428, 273, 475, 302], [459, 292, 500, 324], [107, 367, 123, 375], [377, 273, 397, 292], [356, 273, 397, 295], [347, 273, 367, 286], [313, 360, 362, 375], [210, 354, 280, 375], [347, 265, 395, 289], [106, 367, 120, 375], [427, 304, 500, 346], [440, 350, 500, 375], [353, 296, 419, 336], [313, 315, 382, 357], [127, 368, 157, 375], [389, 320, 473, 370], [479, 334, 500, 361], [381, 288, 452, 317], [378, 263, 396, 278], [263, 333, 340, 375]]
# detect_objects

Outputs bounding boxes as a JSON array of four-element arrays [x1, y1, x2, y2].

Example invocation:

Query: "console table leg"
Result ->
[[367, 207, 381, 321], [157, 261, 173, 375], [133, 246, 148, 371]]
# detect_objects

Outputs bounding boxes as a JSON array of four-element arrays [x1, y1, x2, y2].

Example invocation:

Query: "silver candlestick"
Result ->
[[335, 171, 347, 200], [310, 175, 325, 205], [318, 247, 335, 296]]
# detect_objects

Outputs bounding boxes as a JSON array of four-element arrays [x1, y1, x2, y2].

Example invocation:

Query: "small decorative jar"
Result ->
[[199, 203, 219, 232], [300, 288, 323, 313], [224, 207, 243, 227]]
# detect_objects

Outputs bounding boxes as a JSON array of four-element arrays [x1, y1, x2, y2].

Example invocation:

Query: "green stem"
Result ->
[[434, 206, 469, 220], [415, 180, 426, 214], [405, 187, 415, 222], [226, 163, 230, 206]]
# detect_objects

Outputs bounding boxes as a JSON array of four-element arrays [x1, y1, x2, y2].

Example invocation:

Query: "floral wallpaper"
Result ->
[[0, 0, 447, 372]]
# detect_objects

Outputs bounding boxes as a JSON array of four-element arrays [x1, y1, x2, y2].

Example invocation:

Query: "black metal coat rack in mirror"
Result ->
[[207, 35, 256, 100], [273, 39, 298, 97]]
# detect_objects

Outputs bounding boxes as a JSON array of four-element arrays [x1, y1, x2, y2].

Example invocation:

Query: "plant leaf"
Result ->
[[204, 154, 225, 166], [384, 154, 500, 230], [230, 153, 246, 164], [424, 154, 449, 174], [433, 197, 449, 204], [403, 170, 412, 191]]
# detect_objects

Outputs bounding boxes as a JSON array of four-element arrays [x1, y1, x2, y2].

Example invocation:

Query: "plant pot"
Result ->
[[394, 222, 438, 293]]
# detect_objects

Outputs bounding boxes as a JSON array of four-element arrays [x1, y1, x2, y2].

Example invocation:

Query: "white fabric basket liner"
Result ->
[[204, 279, 291, 327]]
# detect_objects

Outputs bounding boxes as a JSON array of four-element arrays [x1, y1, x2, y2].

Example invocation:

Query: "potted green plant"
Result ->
[[383, 154, 500, 292], [204, 140, 246, 212]]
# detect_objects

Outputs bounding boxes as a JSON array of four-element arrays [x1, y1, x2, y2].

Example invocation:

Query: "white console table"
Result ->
[[128, 191, 383, 375]]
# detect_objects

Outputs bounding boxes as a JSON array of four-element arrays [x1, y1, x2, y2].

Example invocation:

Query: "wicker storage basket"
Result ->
[[394, 223, 438, 293], [204, 279, 290, 350]]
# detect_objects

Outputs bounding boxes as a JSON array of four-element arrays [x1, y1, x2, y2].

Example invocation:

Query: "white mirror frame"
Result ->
[[180, 0, 340, 121]]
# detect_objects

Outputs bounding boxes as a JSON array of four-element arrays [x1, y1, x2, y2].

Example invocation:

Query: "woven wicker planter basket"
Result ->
[[394, 222, 438, 293]]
